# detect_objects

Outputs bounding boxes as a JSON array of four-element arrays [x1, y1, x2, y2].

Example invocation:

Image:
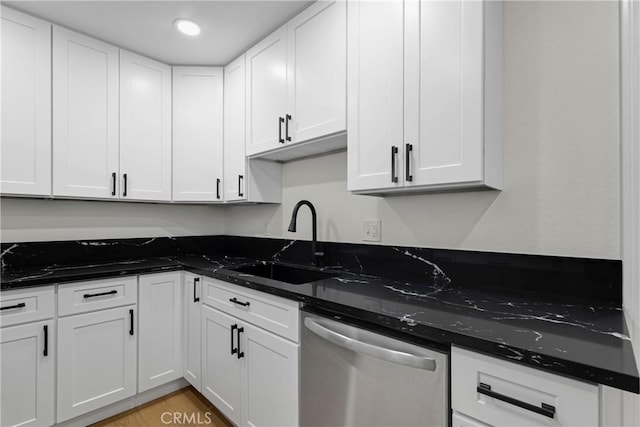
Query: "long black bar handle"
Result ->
[[0, 302, 26, 311], [391, 146, 399, 183], [279, 117, 285, 143], [193, 277, 200, 303], [129, 309, 134, 336], [238, 175, 244, 198], [43, 324, 49, 357], [237, 327, 245, 359], [229, 297, 250, 307], [216, 178, 221, 199], [285, 114, 292, 142], [123, 173, 128, 197], [111, 172, 117, 196], [477, 383, 556, 419], [83, 290, 117, 299], [406, 143, 413, 182], [231, 324, 238, 355]]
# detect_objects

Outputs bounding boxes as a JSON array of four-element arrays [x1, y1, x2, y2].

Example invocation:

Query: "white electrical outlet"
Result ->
[[363, 220, 381, 242]]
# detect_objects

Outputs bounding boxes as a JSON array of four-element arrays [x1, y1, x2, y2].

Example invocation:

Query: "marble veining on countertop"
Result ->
[[1, 235, 636, 393]]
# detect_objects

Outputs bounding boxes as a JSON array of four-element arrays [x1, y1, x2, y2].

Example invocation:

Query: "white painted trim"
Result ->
[[621, 0, 640, 425]]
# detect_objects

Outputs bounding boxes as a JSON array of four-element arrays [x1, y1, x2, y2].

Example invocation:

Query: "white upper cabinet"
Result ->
[[245, 1, 347, 161], [120, 51, 172, 201], [348, 0, 503, 194], [1, 7, 52, 197], [173, 67, 224, 202], [245, 26, 288, 156], [224, 54, 282, 204], [286, 0, 346, 144], [52, 26, 120, 199]]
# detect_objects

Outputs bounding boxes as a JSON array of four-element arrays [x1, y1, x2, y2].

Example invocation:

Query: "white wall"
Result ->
[[225, 1, 621, 260], [0, 198, 224, 242]]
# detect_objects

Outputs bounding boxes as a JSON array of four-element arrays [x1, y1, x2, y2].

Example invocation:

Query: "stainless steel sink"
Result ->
[[229, 262, 337, 285]]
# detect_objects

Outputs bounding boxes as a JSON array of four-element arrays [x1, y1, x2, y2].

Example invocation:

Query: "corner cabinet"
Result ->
[[172, 67, 224, 202], [348, 0, 503, 194], [0, 7, 52, 197], [245, 0, 347, 161]]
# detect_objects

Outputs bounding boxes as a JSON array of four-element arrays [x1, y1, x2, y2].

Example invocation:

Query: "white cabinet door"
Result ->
[[224, 54, 247, 202], [245, 26, 288, 156], [347, 0, 405, 192], [201, 305, 242, 425], [52, 26, 119, 199], [183, 273, 202, 391], [1, 320, 54, 427], [286, 0, 346, 144], [404, 0, 484, 187], [0, 7, 51, 197], [120, 51, 172, 201], [172, 67, 224, 202], [138, 272, 182, 392], [57, 305, 137, 423], [242, 322, 299, 427]]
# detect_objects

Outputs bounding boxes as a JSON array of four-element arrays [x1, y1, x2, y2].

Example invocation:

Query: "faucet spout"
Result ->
[[288, 200, 323, 266]]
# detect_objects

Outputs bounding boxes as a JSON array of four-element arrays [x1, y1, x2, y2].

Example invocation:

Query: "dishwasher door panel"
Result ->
[[301, 312, 449, 427]]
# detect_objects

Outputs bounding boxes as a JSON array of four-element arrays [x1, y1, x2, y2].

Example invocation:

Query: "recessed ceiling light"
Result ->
[[174, 19, 201, 36]]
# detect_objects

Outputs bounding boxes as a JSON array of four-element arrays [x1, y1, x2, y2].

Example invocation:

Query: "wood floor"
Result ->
[[92, 387, 233, 427]]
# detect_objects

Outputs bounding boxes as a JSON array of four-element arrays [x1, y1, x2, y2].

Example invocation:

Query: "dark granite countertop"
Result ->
[[1, 236, 637, 394]]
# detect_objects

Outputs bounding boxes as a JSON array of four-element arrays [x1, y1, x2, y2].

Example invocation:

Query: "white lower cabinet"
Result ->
[[183, 273, 203, 391], [57, 305, 137, 422], [138, 272, 183, 392], [451, 346, 599, 427]]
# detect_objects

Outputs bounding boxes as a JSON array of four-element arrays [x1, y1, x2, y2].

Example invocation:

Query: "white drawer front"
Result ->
[[202, 277, 299, 342], [453, 412, 492, 427], [58, 277, 138, 316], [451, 346, 599, 427], [0, 286, 55, 327]]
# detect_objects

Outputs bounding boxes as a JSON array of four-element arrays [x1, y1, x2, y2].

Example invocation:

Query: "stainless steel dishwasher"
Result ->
[[301, 308, 449, 427]]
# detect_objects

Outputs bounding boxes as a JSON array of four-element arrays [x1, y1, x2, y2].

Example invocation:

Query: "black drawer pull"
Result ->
[[285, 114, 292, 142], [238, 175, 244, 198], [83, 290, 117, 299], [405, 143, 413, 182], [194, 277, 200, 303], [231, 324, 238, 355], [229, 297, 250, 307], [237, 327, 245, 359], [111, 172, 117, 196], [129, 309, 134, 336], [477, 383, 556, 419], [1, 302, 26, 311], [123, 173, 128, 197], [216, 178, 221, 199], [391, 146, 398, 183], [279, 117, 285, 143], [43, 324, 48, 357]]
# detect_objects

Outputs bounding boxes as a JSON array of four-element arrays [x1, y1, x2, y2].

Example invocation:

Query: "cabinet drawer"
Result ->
[[451, 346, 599, 427], [58, 277, 137, 316], [452, 412, 491, 427], [202, 277, 299, 342], [0, 286, 55, 327]]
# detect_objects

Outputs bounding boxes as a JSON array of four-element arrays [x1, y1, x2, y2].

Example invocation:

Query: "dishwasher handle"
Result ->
[[304, 317, 437, 371]]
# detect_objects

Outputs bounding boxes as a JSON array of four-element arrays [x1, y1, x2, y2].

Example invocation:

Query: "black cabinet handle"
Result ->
[[216, 178, 221, 199], [229, 297, 250, 307], [83, 290, 117, 299], [238, 175, 244, 198], [129, 309, 134, 336], [43, 324, 48, 357], [231, 324, 238, 355], [0, 302, 26, 311], [405, 143, 413, 182], [193, 277, 200, 303], [237, 327, 245, 359], [123, 173, 128, 197], [285, 114, 292, 142], [111, 172, 117, 196], [477, 383, 555, 419], [279, 117, 285, 143], [391, 146, 399, 183]]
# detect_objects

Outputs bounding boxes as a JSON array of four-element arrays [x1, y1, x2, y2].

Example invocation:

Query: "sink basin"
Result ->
[[229, 262, 337, 285]]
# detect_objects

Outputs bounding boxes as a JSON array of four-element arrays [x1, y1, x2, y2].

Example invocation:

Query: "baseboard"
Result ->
[[55, 378, 189, 427]]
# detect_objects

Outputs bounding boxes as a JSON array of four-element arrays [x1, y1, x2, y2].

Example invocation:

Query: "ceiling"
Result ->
[[5, 1, 313, 66]]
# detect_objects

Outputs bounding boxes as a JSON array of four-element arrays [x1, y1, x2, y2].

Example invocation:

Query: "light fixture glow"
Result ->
[[174, 19, 201, 36]]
